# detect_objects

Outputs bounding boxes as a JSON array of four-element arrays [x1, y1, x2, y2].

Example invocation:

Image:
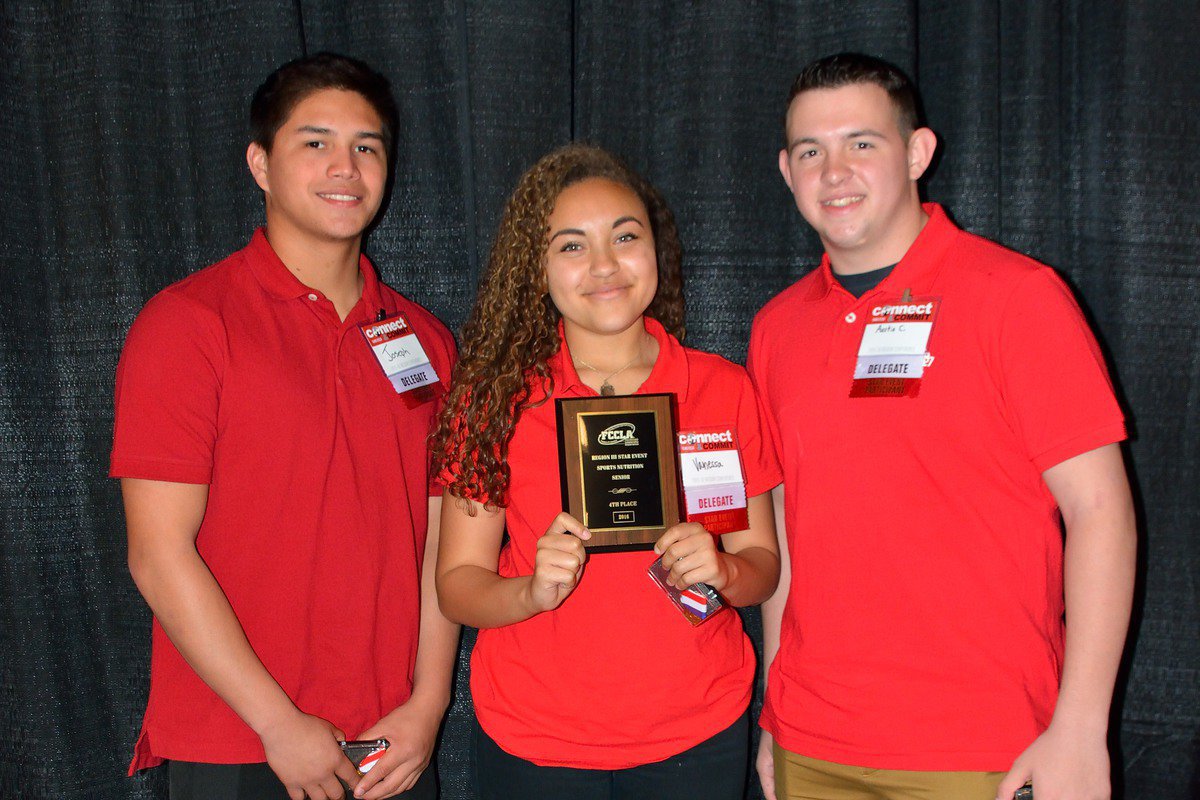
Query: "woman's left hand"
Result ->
[[655, 523, 728, 591]]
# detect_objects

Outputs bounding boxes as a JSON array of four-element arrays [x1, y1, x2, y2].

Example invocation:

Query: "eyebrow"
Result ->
[[549, 217, 645, 243], [549, 227, 586, 242], [294, 125, 385, 142], [846, 128, 887, 139], [788, 128, 888, 151], [787, 135, 820, 152]]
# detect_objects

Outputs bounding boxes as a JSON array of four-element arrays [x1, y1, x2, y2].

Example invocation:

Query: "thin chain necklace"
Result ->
[[575, 347, 642, 396]]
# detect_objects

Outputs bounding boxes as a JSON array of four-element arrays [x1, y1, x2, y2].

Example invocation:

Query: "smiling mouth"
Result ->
[[585, 285, 630, 298], [822, 195, 864, 208], [317, 192, 362, 202]]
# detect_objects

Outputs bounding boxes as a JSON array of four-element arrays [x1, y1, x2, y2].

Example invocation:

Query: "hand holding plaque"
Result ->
[[525, 513, 591, 612], [556, 394, 681, 551]]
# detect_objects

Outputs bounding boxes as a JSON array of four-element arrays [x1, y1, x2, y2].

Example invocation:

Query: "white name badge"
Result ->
[[858, 320, 933, 357], [359, 313, 439, 395], [677, 428, 749, 534], [850, 297, 940, 394]]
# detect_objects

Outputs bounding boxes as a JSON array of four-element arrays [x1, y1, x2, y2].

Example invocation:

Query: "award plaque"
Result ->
[[556, 393, 682, 551]]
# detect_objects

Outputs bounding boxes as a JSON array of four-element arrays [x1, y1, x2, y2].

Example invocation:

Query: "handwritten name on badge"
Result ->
[[359, 313, 439, 396]]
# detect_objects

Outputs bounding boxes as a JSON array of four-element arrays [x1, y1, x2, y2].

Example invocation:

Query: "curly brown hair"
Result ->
[[432, 143, 685, 507]]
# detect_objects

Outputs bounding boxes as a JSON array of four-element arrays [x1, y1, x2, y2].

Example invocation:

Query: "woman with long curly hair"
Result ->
[[433, 144, 781, 799]]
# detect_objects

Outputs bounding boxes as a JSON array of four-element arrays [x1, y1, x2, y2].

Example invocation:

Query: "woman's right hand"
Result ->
[[525, 513, 591, 613]]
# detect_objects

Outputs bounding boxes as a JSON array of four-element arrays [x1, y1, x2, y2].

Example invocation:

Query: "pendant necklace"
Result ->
[[575, 349, 641, 396]]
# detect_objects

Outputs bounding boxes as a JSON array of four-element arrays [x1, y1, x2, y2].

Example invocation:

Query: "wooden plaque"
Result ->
[[556, 393, 682, 551]]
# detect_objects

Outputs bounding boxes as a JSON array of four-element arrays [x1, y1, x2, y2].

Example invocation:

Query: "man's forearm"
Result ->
[[130, 539, 299, 735], [1045, 444, 1137, 733], [1053, 506, 1136, 732], [124, 478, 299, 737]]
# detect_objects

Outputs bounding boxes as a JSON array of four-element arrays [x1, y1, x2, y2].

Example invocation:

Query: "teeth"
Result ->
[[321, 193, 358, 201], [824, 196, 863, 207]]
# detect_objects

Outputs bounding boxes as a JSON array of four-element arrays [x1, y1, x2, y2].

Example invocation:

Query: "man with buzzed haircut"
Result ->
[[750, 53, 1135, 800], [112, 53, 458, 800]]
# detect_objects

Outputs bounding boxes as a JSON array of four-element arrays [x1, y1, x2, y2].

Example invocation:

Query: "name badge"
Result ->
[[850, 297, 939, 398], [677, 427, 748, 535], [359, 313, 440, 398]]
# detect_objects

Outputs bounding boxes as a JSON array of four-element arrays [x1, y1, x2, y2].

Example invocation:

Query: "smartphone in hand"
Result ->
[[339, 738, 390, 775]]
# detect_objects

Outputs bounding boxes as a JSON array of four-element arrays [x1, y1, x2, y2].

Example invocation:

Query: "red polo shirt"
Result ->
[[462, 317, 781, 769], [111, 229, 455, 770], [749, 204, 1126, 770]]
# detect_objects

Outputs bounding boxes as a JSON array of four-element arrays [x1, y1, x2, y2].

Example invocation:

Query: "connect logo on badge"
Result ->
[[597, 423, 639, 447]]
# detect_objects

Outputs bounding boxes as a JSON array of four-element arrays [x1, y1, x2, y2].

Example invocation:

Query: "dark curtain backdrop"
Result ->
[[1, 2, 1195, 798]]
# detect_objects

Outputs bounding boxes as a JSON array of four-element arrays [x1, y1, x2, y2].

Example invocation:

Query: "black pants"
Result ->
[[168, 759, 437, 800], [472, 711, 750, 800]]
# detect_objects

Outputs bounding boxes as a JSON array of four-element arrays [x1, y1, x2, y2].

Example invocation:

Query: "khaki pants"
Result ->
[[774, 743, 1005, 800]]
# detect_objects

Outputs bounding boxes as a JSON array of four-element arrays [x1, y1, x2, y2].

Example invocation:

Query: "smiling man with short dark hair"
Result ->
[[751, 52, 1136, 800], [112, 53, 458, 800]]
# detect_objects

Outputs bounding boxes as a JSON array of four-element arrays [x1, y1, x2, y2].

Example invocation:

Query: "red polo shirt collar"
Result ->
[[800, 202, 957, 302], [548, 316, 690, 403], [245, 227, 384, 319]]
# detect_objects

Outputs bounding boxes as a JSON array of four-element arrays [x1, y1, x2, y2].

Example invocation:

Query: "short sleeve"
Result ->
[[110, 291, 225, 484], [745, 320, 784, 485], [995, 268, 1126, 472], [732, 366, 783, 498]]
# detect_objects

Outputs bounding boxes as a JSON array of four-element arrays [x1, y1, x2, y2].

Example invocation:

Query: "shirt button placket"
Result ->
[[336, 320, 358, 388], [830, 302, 863, 370]]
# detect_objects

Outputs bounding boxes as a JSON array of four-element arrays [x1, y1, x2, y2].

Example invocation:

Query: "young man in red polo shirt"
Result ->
[[111, 53, 458, 800], [749, 53, 1136, 800]]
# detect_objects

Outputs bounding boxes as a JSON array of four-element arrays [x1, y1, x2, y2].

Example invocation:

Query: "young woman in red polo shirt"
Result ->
[[432, 144, 781, 800]]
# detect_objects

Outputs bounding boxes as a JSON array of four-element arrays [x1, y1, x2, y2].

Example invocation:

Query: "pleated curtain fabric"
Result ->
[[0, 2, 1195, 798]]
